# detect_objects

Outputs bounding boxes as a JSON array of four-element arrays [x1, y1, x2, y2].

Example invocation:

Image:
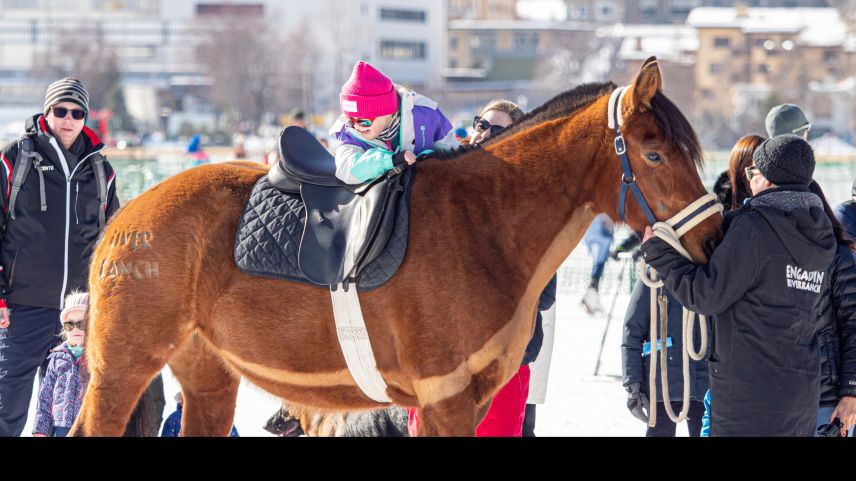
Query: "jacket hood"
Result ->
[[749, 186, 836, 269]]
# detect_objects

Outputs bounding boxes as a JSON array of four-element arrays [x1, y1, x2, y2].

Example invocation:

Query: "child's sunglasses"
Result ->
[[62, 321, 86, 332], [349, 116, 376, 128], [473, 116, 505, 135], [52, 107, 86, 120]]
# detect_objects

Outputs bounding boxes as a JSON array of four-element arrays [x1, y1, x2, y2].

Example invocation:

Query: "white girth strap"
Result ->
[[330, 283, 392, 403], [607, 86, 629, 129]]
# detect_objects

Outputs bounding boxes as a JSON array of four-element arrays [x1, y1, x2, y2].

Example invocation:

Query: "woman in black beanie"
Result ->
[[640, 135, 837, 436]]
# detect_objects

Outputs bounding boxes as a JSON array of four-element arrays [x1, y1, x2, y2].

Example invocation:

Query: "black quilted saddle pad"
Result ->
[[233, 173, 412, 291]]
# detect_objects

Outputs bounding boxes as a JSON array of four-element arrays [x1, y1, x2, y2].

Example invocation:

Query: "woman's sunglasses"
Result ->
[[744, 166, 761, 181], [52, 107, 86, 120], [62, 321, 86, 332], [473, 116, 505, 135], [349, 117, 376, 128]]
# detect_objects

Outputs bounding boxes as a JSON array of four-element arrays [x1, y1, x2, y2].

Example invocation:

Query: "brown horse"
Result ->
[[71, 57, 721, 436]]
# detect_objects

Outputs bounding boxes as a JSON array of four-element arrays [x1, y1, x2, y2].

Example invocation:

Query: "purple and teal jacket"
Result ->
[[33, 343, 87, 435]]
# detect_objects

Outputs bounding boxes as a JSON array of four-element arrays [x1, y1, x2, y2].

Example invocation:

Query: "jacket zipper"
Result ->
[[74, 182, 79, 225], [46, 137, 103, 308]]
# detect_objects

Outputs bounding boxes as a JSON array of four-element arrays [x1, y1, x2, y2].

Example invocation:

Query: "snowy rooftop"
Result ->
[[687, 7, 846, 48], [599, 24, 699, 63], [448, 19, 594, 31]]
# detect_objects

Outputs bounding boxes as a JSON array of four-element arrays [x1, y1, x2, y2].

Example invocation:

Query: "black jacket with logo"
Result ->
[[0, 114, 120, 309], [816, 244, 856, 406], [641, 186, 836, 437]]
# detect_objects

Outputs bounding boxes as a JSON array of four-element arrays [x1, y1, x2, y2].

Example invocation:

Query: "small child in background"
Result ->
[[32, 291, 90, 437], [161, 392, 239, 437]]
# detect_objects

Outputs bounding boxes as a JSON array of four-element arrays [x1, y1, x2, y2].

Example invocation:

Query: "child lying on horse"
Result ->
[[329, 61, 459, 184]]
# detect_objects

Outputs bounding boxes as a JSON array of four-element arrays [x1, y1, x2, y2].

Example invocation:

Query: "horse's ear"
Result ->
[[623, 56, 663, 114]]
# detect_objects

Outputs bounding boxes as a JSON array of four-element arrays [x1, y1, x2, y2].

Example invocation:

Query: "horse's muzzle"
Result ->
[[702, 234, 721, 260]]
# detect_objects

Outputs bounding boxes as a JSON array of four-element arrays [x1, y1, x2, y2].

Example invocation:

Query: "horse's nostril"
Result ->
[[702, 236, 720, 259]]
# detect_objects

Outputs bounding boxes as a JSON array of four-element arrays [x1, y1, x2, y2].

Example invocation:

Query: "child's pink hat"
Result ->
[[339, 61, 398, 118]]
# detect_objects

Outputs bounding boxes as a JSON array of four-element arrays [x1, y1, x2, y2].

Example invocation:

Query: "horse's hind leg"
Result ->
[[168, 335, 239, 437]]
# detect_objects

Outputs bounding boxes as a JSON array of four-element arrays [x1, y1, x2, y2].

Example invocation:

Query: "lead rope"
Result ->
[[637, 195, 721, 426]]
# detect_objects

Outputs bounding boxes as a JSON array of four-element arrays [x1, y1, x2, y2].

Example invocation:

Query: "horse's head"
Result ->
[[603, 57, 722, 263]]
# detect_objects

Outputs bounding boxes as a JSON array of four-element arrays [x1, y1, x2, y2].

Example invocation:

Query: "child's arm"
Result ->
[[431, 108, 460, 153], [334, 143, 396, 185], [32, 358, 58, 436]]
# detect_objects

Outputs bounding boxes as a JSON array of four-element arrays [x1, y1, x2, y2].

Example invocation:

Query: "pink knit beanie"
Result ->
[[339, 61, 398, 118]]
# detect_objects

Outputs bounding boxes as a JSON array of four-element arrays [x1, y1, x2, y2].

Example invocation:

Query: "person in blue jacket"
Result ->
[[161, 392, 239, 437], [622, 278, 710, 436]]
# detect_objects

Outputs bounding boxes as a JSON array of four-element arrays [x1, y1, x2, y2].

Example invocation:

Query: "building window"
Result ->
[[513, 32, 538, 51], [758, 64, 770, 74], [824, 50, 838, 63], [380, 40, 426, 60], [569, 5, 589, 20], [379, 8, 426, 22], [709, 63, 723, 74], [450, 36, 457, 49], [714, 37, 730, 48], [196, 4, 264, 16]]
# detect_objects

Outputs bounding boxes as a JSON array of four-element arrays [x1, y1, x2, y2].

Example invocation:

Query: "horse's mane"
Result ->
[[429, 80, 704, 170]]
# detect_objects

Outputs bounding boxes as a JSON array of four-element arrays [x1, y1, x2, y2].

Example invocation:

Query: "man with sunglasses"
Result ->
[[641, 135, 837, 436], [0, 77, 120, 436]]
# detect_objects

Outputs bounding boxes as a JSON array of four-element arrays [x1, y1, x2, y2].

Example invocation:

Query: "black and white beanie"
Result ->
[[43, 77, 89, 114]]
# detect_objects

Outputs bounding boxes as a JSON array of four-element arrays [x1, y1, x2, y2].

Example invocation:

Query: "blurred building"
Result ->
[[690, 6, 856, 141], [0, 0, 446, 133]]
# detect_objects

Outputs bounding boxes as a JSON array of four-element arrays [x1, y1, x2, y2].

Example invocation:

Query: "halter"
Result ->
[[608, 86, 723, 427]]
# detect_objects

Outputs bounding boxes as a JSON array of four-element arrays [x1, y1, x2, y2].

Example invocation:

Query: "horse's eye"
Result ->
[[646, 152, 664, 164]]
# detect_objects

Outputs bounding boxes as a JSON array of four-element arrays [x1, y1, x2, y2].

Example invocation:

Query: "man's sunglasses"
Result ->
[[744, 166, 761, 181], [473, 116, 505, 135], [62, 320, 86, 332], [349, 117, 376, 128], [52, 107, 86, 120], [793, 123, 811, 137]]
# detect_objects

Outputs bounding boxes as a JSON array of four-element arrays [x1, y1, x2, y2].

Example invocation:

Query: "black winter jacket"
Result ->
[[621, 279, 710, 403], [0, 114, 119, 309], [816, 244, 856, 406], [641, 186, 836, 437]]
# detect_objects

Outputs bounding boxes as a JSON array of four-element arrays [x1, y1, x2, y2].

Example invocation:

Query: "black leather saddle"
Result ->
[[234, 126, 412, 289]]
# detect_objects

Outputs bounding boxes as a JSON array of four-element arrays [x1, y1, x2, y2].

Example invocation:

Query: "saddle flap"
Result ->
[[298, 179, 394, 286], [267, 163, 301, 194]]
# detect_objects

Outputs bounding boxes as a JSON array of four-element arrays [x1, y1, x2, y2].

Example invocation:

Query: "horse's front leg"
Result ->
[[416, 383, 483, 437]]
